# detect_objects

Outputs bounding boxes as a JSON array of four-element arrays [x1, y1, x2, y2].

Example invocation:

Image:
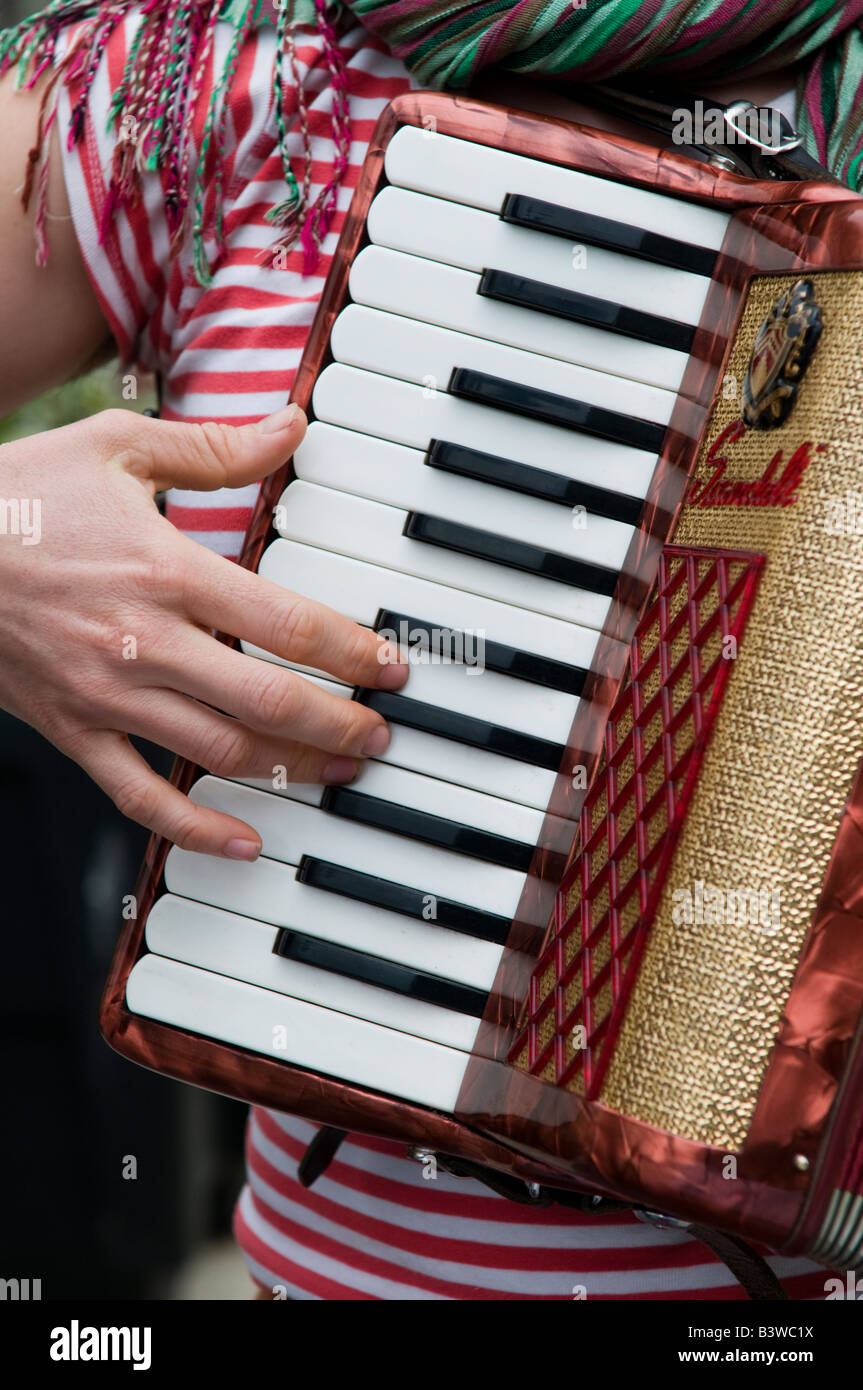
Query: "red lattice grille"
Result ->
[[509, 545, 765, 1099]]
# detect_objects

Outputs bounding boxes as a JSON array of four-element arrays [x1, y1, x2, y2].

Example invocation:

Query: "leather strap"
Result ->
[[296, 1125, 349, 1187], [689, 1223, 789, 1301], [568, 78, 836, 184], [297, 1132, 786, 1299]]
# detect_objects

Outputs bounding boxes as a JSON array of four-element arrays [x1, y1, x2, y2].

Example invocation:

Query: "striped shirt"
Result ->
[[55, 10, 828, 1300]]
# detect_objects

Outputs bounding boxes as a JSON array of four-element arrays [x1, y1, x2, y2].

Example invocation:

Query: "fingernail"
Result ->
[[322, 756, 358, 783], [376, 660, 409, 691], [257, 404, 302, 435], [223, 837, 261, 861], [362, 724, 391, 757]]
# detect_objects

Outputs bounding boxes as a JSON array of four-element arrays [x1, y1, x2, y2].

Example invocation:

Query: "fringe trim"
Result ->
[[0, 0, 351, 282]]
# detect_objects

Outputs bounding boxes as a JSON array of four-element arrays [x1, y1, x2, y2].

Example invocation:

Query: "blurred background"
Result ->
[[0, 1, 249, 1302]]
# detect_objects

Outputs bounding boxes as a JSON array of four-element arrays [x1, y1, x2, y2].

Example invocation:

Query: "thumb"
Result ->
[[109, 404, 306, 493]]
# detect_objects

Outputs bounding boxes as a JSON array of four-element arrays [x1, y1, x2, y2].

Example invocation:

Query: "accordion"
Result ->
[[102, 90, 863, 1274]]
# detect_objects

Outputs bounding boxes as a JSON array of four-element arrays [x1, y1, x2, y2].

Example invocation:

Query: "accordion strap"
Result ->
[[568, 78, 834, 184], [297, 1128, 788, 1301], [686, 1224, 789, 1302]]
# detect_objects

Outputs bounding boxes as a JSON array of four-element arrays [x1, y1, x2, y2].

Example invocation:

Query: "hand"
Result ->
[[0, 406, 408, 859]]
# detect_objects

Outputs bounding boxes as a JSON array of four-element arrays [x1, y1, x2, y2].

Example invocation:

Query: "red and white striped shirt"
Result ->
[[56, 10, 828, 1299]]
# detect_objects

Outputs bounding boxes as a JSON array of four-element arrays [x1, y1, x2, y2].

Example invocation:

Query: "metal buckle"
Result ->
[[723, 100, 803, 155], [634, 1208, 692, 1232]]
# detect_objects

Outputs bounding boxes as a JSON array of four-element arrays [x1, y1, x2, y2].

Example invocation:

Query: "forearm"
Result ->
[[0, 69, 112, 417]]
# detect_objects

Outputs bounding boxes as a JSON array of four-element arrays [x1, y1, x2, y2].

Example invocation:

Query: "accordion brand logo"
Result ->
[[687, 419, 826, 509], [741, 278, 822, 430]]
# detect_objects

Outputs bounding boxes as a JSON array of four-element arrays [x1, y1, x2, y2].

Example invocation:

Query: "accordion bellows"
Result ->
[[101, 93, 863, 1270]]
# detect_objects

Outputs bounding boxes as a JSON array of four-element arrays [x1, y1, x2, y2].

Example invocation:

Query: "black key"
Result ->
[[500, 192, 718, 278], [274, 928, 488, 1017], [320, 786, 534, 873], [374, 608, 588, 696], [479, 268, 694, 355], [355, 689, 565, 772], [297, 855, 511, 944], [426, 439, 643, 526], [404, 512, 619, 597], [448, 367, 666, 455]]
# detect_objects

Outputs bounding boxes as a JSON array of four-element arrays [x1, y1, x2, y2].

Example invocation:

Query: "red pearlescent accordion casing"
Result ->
[[101, 92, 863, 1270]]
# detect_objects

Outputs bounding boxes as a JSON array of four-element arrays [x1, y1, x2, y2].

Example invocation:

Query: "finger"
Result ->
[[121, 687, 358, 784], [181, 539, 409, 692], [97, 404, 307, 493], [148, 633, 392, 758], [67, 729, 265, 860]]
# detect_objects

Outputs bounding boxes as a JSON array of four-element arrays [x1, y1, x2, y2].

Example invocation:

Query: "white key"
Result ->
[[349, 760, 577, 853], [275, 478, 619, 628], [240, 641, 588, 746], [384, 126, 729, 250], [190, 776, 526, 916], [258, 539, 601, 671], [349, 245, 689, 392], [270, 757, 543, 845], [387, 658, 583, 744], [331, 304, 675, 426], [146, 895, 482, 1051], [297, 413, 644, 533], [234, 670, 557, 811], [313, 363, 654, 500], [292, 424, 631, 561], [126, 953, 469, 1111], [381, 720, 556, 812], [368, 186, 711, 325], [233, 754, 574, 859], [165, 848, 503, 988]]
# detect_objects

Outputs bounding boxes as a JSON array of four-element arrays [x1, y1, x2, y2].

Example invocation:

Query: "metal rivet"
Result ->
[[708, 154, 738, 172], [408, 1146, 436, 1165], [793, 1153, 810, 1172], [527, 1182, 542, 1200]]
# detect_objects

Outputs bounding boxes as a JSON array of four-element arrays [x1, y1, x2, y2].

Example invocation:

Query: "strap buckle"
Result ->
[[566, 80, 836, 184], [722, 100, 803, 156], [634, 1207, 692, 1232]]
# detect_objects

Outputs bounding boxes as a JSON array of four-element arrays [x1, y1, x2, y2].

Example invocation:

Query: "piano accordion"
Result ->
[[102, 92, 863, 1272]]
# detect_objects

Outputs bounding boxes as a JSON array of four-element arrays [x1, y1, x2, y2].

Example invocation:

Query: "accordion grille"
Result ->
[[510, 546, 764, 1105], [512, 270, 863, 1149]]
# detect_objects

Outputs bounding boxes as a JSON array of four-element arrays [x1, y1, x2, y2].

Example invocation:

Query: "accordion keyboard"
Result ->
[[126, 126, 730, 1109]]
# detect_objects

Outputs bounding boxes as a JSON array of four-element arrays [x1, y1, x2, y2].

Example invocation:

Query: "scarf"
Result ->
[[2, 0, 862, 281]]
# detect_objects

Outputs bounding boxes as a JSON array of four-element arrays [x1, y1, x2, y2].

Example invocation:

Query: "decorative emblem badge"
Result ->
[[741, 278, 822, 431]]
